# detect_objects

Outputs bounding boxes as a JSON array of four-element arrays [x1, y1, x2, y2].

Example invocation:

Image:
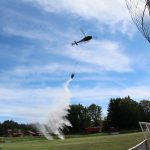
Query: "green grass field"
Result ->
[[0, 132, 145, 150]]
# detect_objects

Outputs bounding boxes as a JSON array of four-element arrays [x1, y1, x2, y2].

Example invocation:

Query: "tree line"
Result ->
[[105, 96, 150, 131], [68, 96, 150, 133], [0, 96, 150, 136]]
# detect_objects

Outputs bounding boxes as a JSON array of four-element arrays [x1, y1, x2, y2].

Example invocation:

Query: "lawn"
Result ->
[[0, 132, 145, 150]]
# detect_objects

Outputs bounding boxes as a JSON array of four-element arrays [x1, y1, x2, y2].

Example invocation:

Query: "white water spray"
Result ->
[[36, 79, 72, 140]]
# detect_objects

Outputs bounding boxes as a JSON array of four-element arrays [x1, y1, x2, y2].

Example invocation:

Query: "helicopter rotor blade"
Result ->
[[80, 28, 86, 36]]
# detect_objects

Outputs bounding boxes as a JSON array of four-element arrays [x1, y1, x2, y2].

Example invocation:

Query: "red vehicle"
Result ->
[[85, 127, 101, 133]]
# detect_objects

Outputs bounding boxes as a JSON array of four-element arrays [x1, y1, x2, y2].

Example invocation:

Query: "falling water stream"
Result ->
[[36, 79, 72, 140]]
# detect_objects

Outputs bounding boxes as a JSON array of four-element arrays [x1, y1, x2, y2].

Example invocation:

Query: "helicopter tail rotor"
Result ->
[[72, 41, 78, 46]]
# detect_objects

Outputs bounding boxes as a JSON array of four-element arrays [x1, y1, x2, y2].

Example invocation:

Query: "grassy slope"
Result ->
[[0, 132, 144, 150]]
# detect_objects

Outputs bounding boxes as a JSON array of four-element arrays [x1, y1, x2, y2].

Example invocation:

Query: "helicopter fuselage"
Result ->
[[72, 35, 92, 46], [81, 36, 92, 42]]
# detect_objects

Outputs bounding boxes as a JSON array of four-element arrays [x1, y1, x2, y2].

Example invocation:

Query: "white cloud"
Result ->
[[72, 85, 150, 102], [26, 0, 136, 36], [0, 85, 69, 122], [3, 39, 132, 79], [59, 40, 132, 72], [3, 26, 54, 42], [0, 40, 132, 85], [12, 63, 96, 75], [1, 84, 150, 122], [0, 87, 61, 103], [4, 40, 131, 81]]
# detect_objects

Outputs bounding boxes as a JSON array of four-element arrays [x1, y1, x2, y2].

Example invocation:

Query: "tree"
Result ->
[[139, 100, 150, 122], [88, 104, 102, 127], [107, 97, 121, 128], [107, 96, 143, 130], [102, 117, 110, 132], [1, 120, 19, 135], [67, 104, 90, 133]]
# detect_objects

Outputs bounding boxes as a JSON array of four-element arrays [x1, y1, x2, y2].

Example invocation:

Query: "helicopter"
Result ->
[[72, 29, 92, 46]]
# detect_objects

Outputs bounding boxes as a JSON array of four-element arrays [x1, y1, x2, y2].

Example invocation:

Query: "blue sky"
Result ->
[[0, 0, 150, 123]]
